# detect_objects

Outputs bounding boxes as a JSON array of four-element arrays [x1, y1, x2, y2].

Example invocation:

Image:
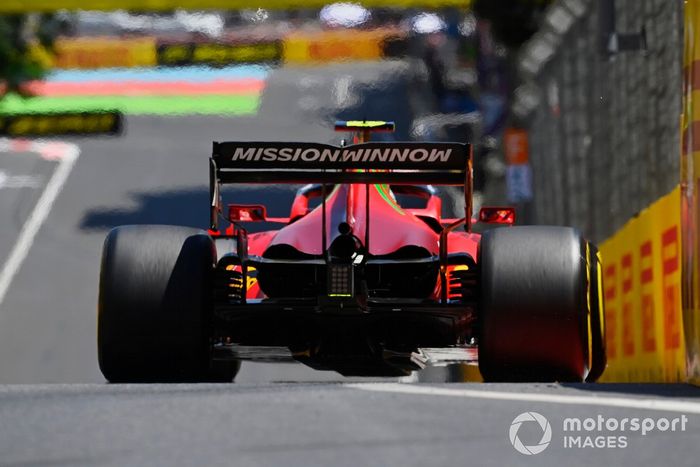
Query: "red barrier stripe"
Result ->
[[682, 121, 700, 154], [621, 253, 633, 293], [640, 241, 653, 284], [685, 60, 700, 91], [682, 60, 700, 154], [604, 264, 616, 300], [662, 227, 679, 275], [23, 79, 265, 96]]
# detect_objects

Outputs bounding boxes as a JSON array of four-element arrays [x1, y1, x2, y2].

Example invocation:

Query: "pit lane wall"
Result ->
[[598, 187, 685, 383], [681, 0, 700, 386]]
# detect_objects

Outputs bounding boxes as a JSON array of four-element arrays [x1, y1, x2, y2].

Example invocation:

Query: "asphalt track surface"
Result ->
[[0, 62, 699, 465]]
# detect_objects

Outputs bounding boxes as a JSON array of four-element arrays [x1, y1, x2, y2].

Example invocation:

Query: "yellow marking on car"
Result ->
[[586, 243, 593, 372], [596, 250, 605, 338], [344, 120, 390, 128], [375, 184, 405, 215], [225, 264, 257, 290]]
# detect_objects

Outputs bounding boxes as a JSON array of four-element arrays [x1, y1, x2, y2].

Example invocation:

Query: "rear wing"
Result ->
[[211, 141, 470, 184], [209, 141, 473, 231]]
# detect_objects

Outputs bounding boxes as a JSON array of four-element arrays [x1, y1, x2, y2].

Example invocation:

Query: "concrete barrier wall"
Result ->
[[521, 0, 682, 244]]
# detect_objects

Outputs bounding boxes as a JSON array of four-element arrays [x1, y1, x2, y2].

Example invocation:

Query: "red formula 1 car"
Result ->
[[97, 121, 606, 383]]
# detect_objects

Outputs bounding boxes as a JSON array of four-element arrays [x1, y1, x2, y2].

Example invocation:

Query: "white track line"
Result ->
[[347, 383, 700, 415], [0, 141, 80, 307]]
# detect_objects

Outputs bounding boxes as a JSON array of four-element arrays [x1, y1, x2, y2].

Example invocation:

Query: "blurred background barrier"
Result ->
[[0, 0, 472, 14], [46, 37, 406, 70], [283, 29, 401, 64], [0, 111, 123, 136], [29, 33, 401, 70], [34, 37, 157, 69], [681, 0, 700, 386], [598, 187, 685, 383], [157, 40, 282, 66]]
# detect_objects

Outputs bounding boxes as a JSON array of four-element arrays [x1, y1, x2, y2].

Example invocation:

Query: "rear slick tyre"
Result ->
[[98, 225, 240, 383], [478, 226, 590, 382]]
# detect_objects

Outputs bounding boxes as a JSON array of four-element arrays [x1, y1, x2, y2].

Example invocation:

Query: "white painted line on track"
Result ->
[[347, 383, 700, 415], [0, 140, 80, 307]]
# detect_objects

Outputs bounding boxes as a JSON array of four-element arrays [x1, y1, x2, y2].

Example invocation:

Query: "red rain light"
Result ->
[[228, 204, 267, 222], [479, 207, 515, 225]]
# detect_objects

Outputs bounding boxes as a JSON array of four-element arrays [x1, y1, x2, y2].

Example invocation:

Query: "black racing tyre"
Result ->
[[586, 243, 607, 382], [478, 226, 590, 382], [98, 225, 240, 383]]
